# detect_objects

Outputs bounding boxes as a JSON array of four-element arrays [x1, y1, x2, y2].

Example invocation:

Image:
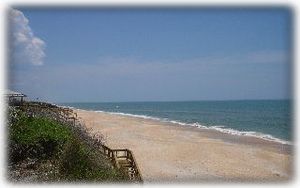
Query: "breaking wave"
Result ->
[[92, 110, 292, 145]]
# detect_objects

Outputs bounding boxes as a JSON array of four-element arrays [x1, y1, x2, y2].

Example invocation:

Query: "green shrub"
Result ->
[[7, 107, 128, 182], [58, 136, 126, 182], [9, 112, 72, 162]]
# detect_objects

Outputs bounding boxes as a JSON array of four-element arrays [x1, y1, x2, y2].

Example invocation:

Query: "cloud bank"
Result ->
[[10, 9, 46, 66]]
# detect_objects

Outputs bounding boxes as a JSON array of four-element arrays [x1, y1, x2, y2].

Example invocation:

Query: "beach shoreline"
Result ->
[[74, 108, 293, 182]]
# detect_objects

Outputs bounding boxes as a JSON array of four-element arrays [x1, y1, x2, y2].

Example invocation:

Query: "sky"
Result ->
[[8, 7, 292, 103]]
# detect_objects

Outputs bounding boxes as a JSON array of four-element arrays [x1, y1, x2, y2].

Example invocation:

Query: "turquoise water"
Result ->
[[61, 100, 292, 144]]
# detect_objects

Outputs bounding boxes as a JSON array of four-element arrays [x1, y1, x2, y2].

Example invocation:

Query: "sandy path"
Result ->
[[75, 109, 292, 183]]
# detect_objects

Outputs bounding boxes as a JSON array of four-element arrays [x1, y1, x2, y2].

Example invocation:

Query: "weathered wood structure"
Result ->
[[5, 90, 26, 106], [100, 145, 143, 181]]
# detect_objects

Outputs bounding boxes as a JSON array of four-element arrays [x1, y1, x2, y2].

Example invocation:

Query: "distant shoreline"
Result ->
[[59, 102, 292, 146], [59, 98, 291, 104], [75, 109, 292, 182], [99, 110, 292, 146], [78, 108, 292, 149]]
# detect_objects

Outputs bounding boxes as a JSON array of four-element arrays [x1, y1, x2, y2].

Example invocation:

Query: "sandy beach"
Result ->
[[75, 109, 293, 183]]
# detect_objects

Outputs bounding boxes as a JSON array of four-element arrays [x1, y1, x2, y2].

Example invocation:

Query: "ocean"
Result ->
[[60, 100, 292, 145]]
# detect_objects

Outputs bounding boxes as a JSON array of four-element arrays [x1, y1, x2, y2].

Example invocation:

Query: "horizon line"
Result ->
[[56, 98, 292, 104]]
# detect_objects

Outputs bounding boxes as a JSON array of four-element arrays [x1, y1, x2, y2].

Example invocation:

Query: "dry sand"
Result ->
[[75, 109, 293, 183]]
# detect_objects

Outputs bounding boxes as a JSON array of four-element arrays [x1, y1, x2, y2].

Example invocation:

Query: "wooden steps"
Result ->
[[100, 146, 143, 182], [118, 159, 131, 167]]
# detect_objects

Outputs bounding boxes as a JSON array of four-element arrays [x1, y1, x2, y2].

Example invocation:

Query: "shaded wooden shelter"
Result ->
[[5, 90, 27, 105]]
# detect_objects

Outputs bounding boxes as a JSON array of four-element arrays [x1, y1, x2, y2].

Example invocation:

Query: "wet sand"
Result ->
[[75, 109, 293, 183]]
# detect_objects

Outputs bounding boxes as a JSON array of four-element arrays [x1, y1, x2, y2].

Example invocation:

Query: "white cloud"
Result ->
[[10, 9, 46, 66]]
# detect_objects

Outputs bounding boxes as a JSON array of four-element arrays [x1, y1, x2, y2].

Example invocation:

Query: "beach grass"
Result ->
[[7, 106, 128, 182]]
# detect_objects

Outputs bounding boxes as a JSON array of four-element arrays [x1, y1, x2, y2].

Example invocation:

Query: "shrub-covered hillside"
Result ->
[[7, 106, 128, 183]]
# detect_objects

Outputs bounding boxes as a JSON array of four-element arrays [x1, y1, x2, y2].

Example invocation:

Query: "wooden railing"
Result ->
[[98, 145, 142, 181], [16, 101, 143, 183]]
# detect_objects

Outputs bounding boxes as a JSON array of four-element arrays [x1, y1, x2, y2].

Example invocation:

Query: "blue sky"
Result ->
[[9, 8, 292, 102]]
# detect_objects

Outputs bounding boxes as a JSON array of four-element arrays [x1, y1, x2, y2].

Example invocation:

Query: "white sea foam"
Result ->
[[168, 121, 291, 145], [55, 104, 90, 112], [59, 107, 292, 146], [207, 125, 291, 145], [95, 111, 162, 121], [54, 104, 75, 109], [99, 111, 292, 145]]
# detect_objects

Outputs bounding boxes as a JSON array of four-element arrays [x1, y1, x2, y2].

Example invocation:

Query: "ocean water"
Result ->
[[60, 100, 292, 145]]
